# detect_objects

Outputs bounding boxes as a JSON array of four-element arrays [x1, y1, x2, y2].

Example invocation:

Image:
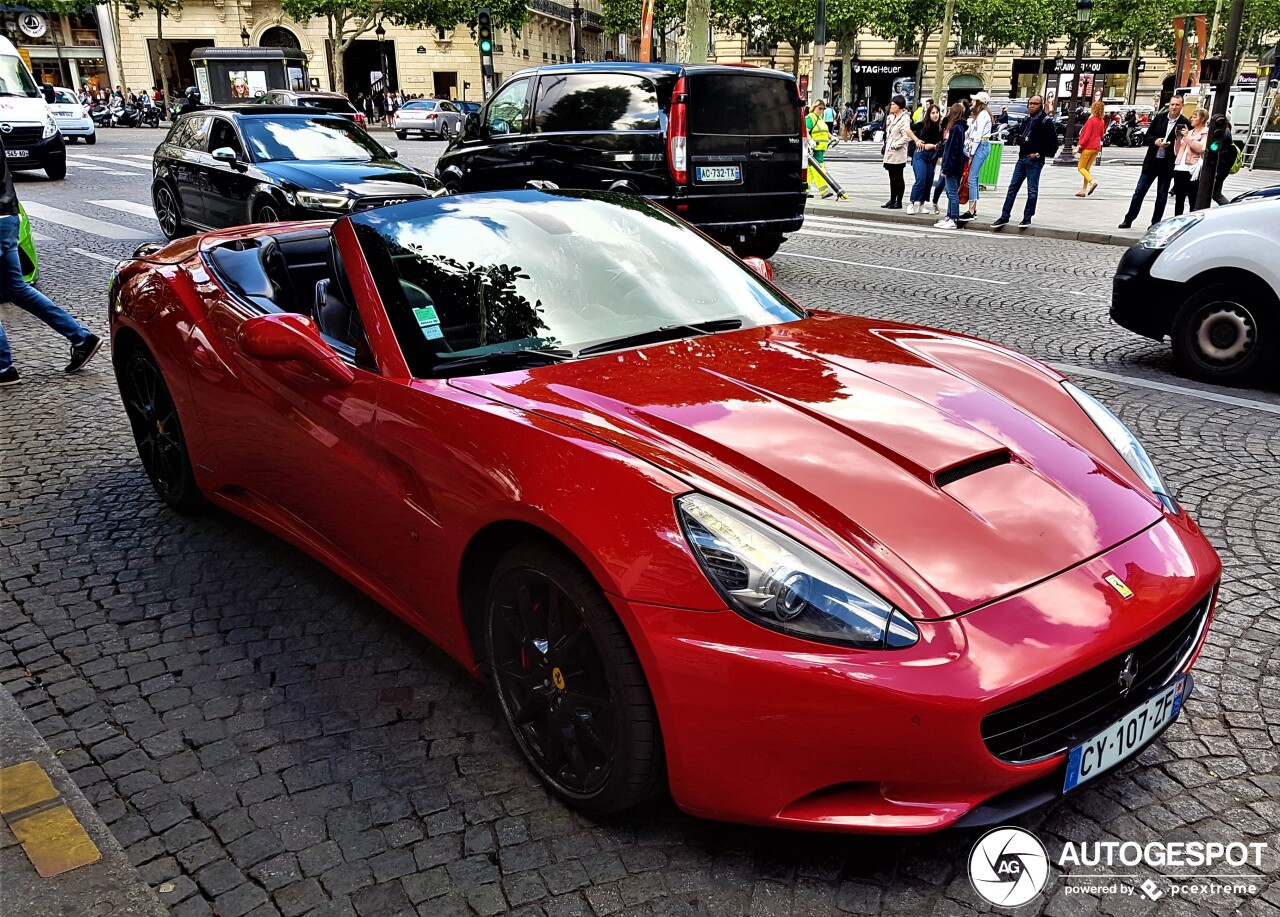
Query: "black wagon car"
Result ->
[[435, 63, 806, 258], [151, 106, 442, 239]]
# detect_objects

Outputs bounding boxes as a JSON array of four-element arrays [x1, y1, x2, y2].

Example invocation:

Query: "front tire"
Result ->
[[253, 198, 285, 224], [44, 159, 66, 180], [152, 182, 186, 240], [118, 346, 205, 514], [85, 133, 97, 145], [731, 233, 785, 260], [1171, 281, 1277, 385], [485, 544, 664, 815]]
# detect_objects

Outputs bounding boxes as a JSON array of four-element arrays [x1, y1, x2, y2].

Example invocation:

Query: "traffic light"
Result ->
[[827, 60, 841, 96], [477, 8, 494, 78], [1199, 56, 1224, 84], [1207, 118, 1227, 153]]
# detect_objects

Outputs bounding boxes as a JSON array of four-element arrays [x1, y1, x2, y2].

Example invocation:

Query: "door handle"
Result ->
[[749, 151, 776, 159]]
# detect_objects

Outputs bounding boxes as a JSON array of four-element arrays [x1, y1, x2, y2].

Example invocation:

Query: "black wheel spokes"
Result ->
[[125, 356, 185, 496], [493, 574, 616, 796]]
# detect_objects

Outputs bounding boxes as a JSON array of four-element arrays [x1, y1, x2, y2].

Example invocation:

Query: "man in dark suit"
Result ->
[[1119, 95, 1189, 229]]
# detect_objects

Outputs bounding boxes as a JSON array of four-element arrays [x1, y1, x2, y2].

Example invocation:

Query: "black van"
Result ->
[[435, 63, 806, 258]]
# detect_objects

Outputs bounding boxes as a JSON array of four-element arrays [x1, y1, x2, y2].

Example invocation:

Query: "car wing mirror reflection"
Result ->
[[236, 313, 355, 387]]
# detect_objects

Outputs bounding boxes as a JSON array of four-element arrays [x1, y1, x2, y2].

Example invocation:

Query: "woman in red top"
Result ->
[[1074, 101, 1106, 197]]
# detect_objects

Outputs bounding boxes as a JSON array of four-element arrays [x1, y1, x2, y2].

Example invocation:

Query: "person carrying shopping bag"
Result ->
[[958, 92, 993, 223], [806, 101, 834, 199]]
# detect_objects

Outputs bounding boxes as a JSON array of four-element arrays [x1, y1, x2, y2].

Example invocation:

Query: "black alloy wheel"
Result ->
[[118, 347, 205, 513], [253, 200, 283, 224], [153, 183, 184, 239], [1171, 282, 1276, 385], [485, 544, 664, 814]]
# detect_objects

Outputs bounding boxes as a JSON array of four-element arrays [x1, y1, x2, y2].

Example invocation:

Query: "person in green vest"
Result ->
[[805, 100, 834, 199]]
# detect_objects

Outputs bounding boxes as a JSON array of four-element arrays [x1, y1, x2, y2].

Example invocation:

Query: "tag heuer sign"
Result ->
[[19, 12, 48, 38]]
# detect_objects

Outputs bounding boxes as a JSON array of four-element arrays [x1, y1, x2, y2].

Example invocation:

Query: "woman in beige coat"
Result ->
[[881, 94, 912, 209]]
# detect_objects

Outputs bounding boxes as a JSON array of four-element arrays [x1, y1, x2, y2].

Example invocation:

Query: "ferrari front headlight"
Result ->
[[1063, 381, 1178, 514], [677, 494, 918, 649]]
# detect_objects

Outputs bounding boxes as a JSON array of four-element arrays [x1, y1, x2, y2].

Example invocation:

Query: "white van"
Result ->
[[0, 36, 66, 179]]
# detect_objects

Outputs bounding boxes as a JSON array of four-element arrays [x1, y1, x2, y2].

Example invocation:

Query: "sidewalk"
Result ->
[[0, 686, 166, 917], [810, 146, 1278, 246]]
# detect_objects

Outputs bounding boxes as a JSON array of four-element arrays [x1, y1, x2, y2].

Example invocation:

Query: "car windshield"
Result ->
[[351, 191, 804, 378], [0, 55, 39, 98], [239, 116, 385, 162], [404, 101, 436, 111], [53, 89, 78, 105]]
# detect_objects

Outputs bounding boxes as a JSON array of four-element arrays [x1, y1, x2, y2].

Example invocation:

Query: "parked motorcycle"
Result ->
[[90, 104, 114, 128], [113, 104, 141, 128], [1103, 122, 1126, 147], [136, 105, 161, 128]]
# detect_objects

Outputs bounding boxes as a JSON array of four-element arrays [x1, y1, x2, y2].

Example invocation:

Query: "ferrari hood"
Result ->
[[451, 315, 1163, 617]]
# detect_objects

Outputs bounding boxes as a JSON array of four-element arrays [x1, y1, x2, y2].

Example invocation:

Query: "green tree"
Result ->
[[1237, 0, 1280, 58], [828, 0, 876, 103], [862, 0, 945, 102], [716, 0, 815, 74], [120, 0, 181, 108], [962, 0, 1071, 96], [1093, 0, 1193, 102], [599, 0, 688, 59], [280, 0, 527, 94]]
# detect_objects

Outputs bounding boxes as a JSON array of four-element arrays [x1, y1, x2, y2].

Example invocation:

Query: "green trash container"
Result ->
[[978, 141, 1004, 190]]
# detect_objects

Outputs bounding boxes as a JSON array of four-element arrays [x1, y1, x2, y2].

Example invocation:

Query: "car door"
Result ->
[[166, 114, 213, 225], [186, 228, 408, 599], [438, 100, 461, 135], [460, 77, 534, 191], [203, 116, 259, 228]]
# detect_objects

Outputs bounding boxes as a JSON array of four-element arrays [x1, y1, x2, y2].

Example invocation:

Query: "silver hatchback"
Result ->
[[392, 100, 463, 140]]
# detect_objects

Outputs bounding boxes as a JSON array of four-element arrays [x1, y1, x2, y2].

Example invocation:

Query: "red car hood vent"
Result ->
[[452, 316, 1160, 616]]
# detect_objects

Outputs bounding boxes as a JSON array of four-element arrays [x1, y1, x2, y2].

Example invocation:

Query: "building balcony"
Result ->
[[527, 0, 605, 31]]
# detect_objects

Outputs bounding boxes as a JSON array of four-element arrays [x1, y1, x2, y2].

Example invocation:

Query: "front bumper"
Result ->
[[616, 512, 1219, 833], [1111, 244, 1184, 340], [6, 132, 66, 171]]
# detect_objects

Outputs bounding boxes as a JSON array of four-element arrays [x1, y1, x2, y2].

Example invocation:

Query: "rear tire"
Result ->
[[395, 130, 407, 140], [731, 234, 785, 260], [1171, 281, 1278, 386], [86, 133, 97, 145], [485, 543, 664, 815], [117, 345, 206, 514]]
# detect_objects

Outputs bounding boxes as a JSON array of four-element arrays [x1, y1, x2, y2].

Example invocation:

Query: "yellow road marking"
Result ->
[[0, 761, 58, 815], [9, 804, 102, 877]]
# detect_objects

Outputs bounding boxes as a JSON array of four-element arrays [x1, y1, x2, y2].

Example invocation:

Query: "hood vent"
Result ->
[[935, 452, 1011, 489]]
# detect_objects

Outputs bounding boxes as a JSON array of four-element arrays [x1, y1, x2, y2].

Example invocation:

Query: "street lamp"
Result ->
[[375, 21, 388, 91], [241, 27, 250, 46], [1054, 0, 1093, 165]]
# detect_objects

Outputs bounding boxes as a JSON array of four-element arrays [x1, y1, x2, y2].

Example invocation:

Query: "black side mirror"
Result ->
[[41, 82, 56, 105], [464, 112, 480, 139]]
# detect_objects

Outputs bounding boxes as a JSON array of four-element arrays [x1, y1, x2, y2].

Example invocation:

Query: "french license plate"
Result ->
[[5, 149, 28, 158], [1063, 675, 1189, 793], [696, 165, 740, 183]]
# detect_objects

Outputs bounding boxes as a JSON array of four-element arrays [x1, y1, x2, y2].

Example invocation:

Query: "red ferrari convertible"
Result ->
[[110, 191, 1220, 833]]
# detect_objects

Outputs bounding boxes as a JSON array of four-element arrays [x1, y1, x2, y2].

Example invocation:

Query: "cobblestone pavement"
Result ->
[[1, 131, 1278, 917]]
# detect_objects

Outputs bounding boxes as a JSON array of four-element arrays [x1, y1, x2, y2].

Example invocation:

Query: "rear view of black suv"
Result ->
[[435, 63, 805, 258]]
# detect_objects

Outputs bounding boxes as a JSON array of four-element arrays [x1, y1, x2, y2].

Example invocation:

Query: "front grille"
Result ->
[[981, 590, 1213, 764], [1, 125, 45, 146], [351, 195, 428, 213]]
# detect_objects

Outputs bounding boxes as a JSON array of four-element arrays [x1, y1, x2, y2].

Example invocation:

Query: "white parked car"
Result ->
[[49, 87, 95, 143], [392, 99, 464, 140], [1111, 199, 1280, 385]]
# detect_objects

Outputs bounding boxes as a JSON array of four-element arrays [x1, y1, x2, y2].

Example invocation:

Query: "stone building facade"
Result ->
[[113, 0, 604, 101], [712, 30, 1228, 110]]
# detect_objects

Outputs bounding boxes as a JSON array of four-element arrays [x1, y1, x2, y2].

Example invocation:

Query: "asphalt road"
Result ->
[[2, 128, 1278, 917]]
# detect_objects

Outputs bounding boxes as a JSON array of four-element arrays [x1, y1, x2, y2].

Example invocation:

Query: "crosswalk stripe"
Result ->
[[68, 163, 138, 177], [118, 154, 156, 162], [22, 202, 155, 241], [92, 200, 157, 220], [65, 154, 150, 170]]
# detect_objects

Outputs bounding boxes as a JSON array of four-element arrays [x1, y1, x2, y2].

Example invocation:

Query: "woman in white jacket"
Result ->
[[959, 91, 993, 223], [881, 94, 912, 209]]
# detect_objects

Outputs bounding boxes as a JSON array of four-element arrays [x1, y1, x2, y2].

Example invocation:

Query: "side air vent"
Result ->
[[935, 452, 1011, 488]]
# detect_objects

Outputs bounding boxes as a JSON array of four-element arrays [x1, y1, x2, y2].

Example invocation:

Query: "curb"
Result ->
[[0, 687, 167, 917], [804, 200, 1141, 247]]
